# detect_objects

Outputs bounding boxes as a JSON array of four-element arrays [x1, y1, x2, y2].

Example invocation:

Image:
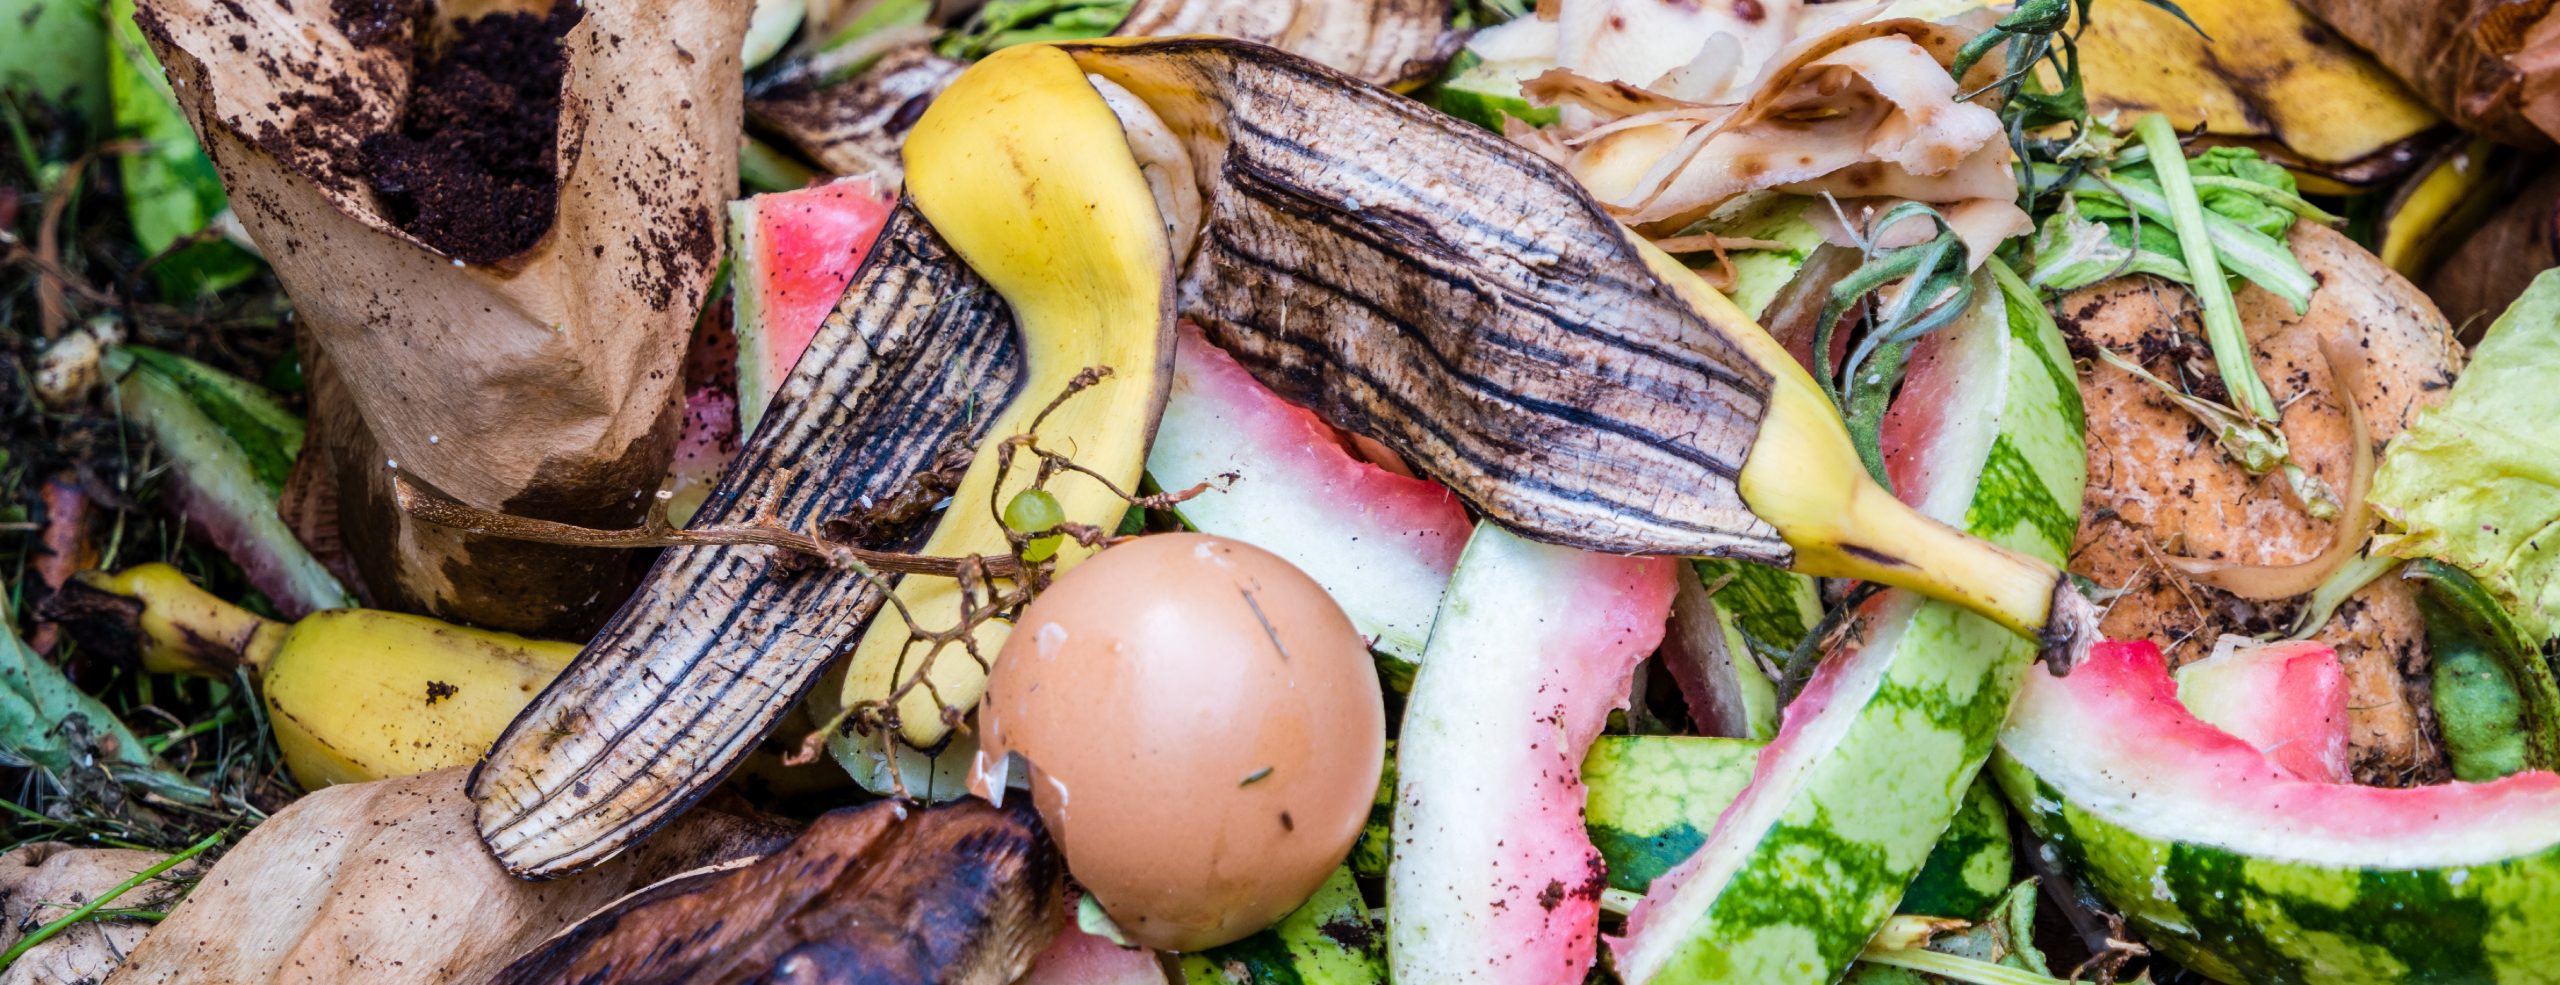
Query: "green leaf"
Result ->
[[107, 0, 255, 296], [2369, 268, 2560, 640], [0, 0, 111, 126], [935, 0, 1131, 60], [0, 618, 215, 806]]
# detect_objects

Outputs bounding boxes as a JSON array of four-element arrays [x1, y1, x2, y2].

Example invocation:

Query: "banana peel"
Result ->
[[473, 199, 1024, 878], [835, 42, 1174, 751], [51, 563, 573, 791], [2074, 0, 2444, 193], [2379, 138, 2509, 279], [468, 38, 2097, 879]]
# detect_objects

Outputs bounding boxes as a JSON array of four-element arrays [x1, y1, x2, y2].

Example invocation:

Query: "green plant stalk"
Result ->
[[1858, 945, 2071, 985], [2132, 113, 2278, 423], [0, 829, 223, 972], [2187, 175, 2341, 225]]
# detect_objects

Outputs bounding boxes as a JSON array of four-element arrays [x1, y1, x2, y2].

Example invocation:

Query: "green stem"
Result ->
[[1859, 945, 2073, 985], [2188, 175, 2342, 225], [0, 829, 223, 972], [2133, 113, 2280, 423]]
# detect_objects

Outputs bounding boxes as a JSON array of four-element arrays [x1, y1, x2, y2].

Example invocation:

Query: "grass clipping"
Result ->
[[135, 0, 749, 636]]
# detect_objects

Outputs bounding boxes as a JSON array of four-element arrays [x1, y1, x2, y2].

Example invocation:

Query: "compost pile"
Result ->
[[4, 0, 2559, 983]]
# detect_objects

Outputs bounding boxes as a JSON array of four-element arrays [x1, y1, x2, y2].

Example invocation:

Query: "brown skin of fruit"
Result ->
[[977, 533, 1385, 951], [2057, 222, 2459, 784]]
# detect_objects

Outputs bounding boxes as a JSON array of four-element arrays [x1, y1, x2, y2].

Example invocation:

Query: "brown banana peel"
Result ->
[[2296, 0, 2560, 149], [468, 38, 2094, 879], [2074, 0, 2445, 192], [138, 0, 747, 636]]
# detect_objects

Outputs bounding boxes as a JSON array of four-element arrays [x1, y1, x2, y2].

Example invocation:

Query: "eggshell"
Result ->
[[976, 533, 1385, 952]]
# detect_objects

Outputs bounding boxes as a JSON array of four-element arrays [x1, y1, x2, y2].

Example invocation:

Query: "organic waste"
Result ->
[[9, 0, 2560, 983]]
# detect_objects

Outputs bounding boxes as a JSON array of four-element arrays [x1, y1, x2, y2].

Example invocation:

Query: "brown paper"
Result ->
[[138, 0, 748, 635]]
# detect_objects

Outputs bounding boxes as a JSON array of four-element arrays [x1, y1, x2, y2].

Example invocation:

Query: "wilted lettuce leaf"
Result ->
[[2370, 268, 2560, 639], [0, 619, 215, 806]]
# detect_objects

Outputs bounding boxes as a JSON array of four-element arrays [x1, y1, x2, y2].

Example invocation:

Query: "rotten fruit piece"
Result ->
[[2063, 223, 2455, 780], [491, 799, 1063, 985], [729, 174, 896, 434], [1386, 523, 1677, 981], [1146, 322, 1472, 672], [1997, 639, 2560, 985], [140, 0, 747, 635], [977, 533, 1384, 952], [2174, 636, 2352, 783], [48, 563, 573, 791], [1612, 262, 2085, 985], [834, 41, 1175, 751], [2411, 560, 2560, 783]]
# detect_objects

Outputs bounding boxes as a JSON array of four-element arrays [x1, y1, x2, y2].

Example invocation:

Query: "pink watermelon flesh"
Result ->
[[1386, 524, 1677, 982], [2008, 640, 2560, 858], [1015, 908, 1163, 985], [1151, 322, 1472, 664], [732, 174, 894, 433], [667, 176, 892, 525], [2175, 637, 2351, 783]]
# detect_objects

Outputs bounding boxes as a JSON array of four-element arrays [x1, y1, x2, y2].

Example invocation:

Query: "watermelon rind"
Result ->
[[1147, 325, 1471, 670], [1179, 866, 1385, 985], [1996, 637, 2560, 985], [1610, 260, 2086, 985]]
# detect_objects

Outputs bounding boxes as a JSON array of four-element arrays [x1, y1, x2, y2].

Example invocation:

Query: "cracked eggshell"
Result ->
[[975, 532, 1385, 952]]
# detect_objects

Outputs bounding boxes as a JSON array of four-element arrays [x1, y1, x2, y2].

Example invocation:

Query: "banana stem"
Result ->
[[1738, 381, 2098, 672], [70, 564, 286, 676]]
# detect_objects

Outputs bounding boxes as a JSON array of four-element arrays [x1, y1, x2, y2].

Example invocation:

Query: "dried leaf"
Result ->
[[101, 769, 790, 985], [0, 844, 192, 985]]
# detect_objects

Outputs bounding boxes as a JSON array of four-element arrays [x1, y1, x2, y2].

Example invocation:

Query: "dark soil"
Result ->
[[359, 2, 580, 265]]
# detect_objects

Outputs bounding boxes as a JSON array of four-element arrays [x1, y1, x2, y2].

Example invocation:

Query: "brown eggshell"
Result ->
[[976, 532, 1385, 952]]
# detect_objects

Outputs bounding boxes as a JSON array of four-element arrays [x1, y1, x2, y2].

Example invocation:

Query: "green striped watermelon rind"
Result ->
[[1610, 259, 2087, 985], [1895, 778, 2014, 920], [1995, 638, 2560, 985], [1585, 735, 1764, 894]]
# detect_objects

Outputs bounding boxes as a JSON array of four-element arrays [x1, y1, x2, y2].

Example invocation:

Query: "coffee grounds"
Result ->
[[360, 2, 580, 265]]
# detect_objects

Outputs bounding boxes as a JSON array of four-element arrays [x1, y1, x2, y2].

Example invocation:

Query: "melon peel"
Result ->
[[2175, 636, 2352, 783], [1613, 261, 2086, 985], [1147, 322, 1472, 672], [1998, 638, 2560, 985]]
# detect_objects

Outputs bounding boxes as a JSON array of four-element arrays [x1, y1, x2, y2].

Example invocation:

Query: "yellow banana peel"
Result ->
[[2074, 0, 2441, 192], [835, 42, 1175, 749], [71, 564, 575, 791], [879, 42, 2089, 684]]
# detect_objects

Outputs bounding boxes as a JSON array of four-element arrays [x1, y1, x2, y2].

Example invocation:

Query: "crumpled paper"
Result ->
[[139, 0, 748, 635]]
